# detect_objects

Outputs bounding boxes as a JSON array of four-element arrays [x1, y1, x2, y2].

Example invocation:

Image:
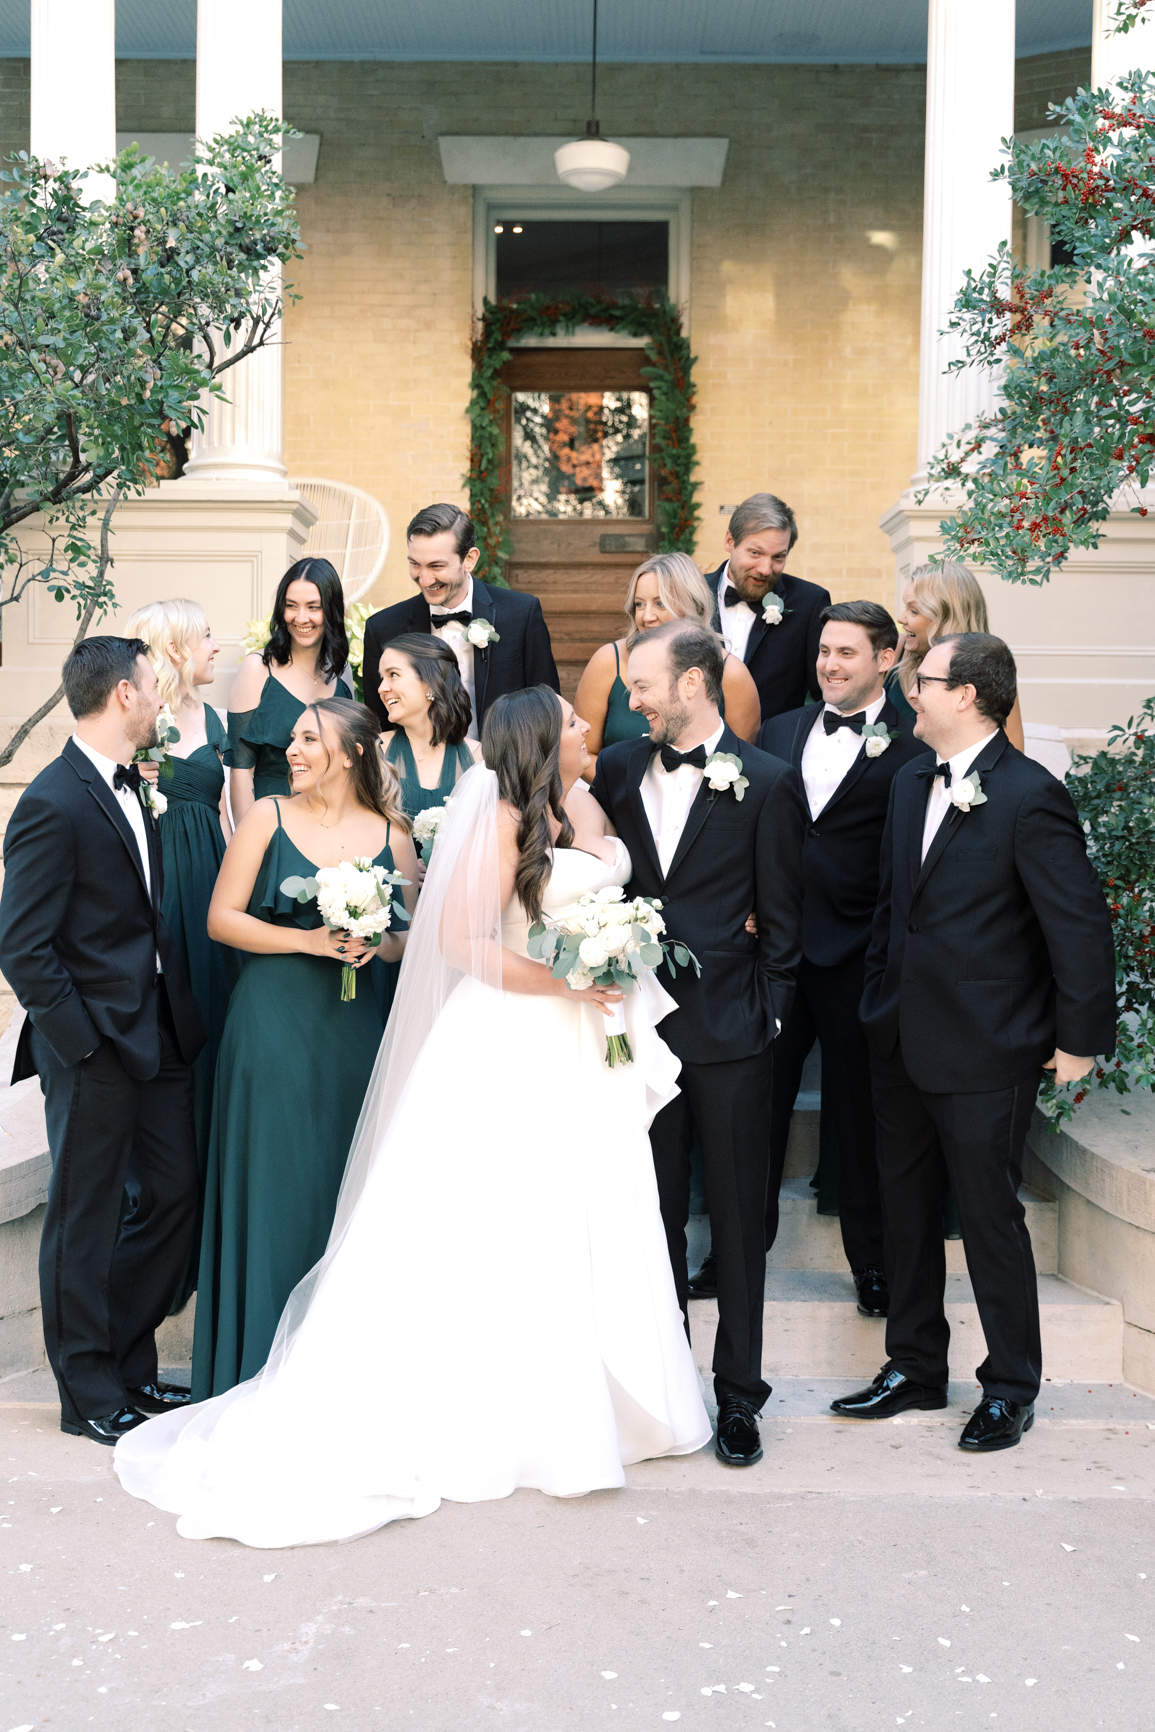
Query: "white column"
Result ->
[[1093, 0, 1155, 90], [913, 0, 1017, 485], [183, 0, 286, 485], [29, 0, 116, 203]]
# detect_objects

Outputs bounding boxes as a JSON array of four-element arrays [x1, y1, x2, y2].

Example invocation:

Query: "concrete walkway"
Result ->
[[2, 1372, 1153, 1732]]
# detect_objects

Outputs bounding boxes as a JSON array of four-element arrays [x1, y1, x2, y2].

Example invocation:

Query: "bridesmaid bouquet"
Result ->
[[527, 886, 699, 1067], [411, 800, 450, 859], [280, 858, 410, 1002]]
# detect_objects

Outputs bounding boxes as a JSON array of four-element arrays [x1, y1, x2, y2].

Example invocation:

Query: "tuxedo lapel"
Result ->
[[664, 722, 741, 882], [704, 564, 724, 633], [816, 696, 900, 820], [743, 609, 768, 669], [624, 737, 664, 883], [470, 579, 498, 719], [64, 741, 151, 904], [912, 731, 1008, 900], [791, 707, 817, 770]]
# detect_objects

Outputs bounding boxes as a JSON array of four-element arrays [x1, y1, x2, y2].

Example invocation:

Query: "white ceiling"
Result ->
[[0, 0, 1093, 63]]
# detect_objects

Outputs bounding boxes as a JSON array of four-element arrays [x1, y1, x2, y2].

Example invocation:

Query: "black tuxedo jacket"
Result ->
[[591, 725, 805, 1065], [860, 731, 1117, 1094], [704, 563, 830, 720], [361, 579, 559, 733], [0, 740, 206, 1083], [758, 696, 931, 968]]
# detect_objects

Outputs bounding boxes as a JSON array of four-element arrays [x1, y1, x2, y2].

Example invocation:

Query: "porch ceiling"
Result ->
[[0, 0, 1093, 65]]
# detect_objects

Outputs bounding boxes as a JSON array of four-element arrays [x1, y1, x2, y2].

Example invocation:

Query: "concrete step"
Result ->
[[768, 1175, 1059, 1275], [688, 1270, 1125, 1383]]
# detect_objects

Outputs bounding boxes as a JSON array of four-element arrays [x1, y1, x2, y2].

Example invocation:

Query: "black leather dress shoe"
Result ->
[[715, 1395, 764, 1465], [129, 1381, 192, 1415], [958, 1396, 1034, 1452], [61, 1408, 148, 1446], [830, 1364, 948, 1419], [687, 1252, 717, 1299], [853, 1267, 890, 1318]]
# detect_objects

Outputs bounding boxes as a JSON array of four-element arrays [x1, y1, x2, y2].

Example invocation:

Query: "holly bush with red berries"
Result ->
[[1037, 694, 1155, 1127], [925, 68, 1155, 584]]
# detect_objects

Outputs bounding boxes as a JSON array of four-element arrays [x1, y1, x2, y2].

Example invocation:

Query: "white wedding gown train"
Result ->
[[115, 842, 710, 1547]]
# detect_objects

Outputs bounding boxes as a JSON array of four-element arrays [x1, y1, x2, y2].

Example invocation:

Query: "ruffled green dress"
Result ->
[[160, 706, 242, 1313], [228, 672, 352, 801], [385, 731, 474, 826], [191, 803, 395, 1399]]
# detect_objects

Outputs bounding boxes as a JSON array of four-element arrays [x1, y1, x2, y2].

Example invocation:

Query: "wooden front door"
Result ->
[[501, 348, 654, 700]]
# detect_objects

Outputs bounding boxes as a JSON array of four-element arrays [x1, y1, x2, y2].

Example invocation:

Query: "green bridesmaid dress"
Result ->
[[191, 802, 396, 1398], [160, 706, 241, 1313], [602, 643, 652, 747], [385, 730, 474, 826], [227, 672, 352, 801]]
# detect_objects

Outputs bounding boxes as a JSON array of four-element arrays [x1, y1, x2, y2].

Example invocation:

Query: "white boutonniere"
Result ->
[[862, 721, 893, 758], [465, 618, 500, 649], [761, 593, 786, 626], [949, 770, 988, 813], [704, 751, 749, 802], [140, 782, 167, 818]]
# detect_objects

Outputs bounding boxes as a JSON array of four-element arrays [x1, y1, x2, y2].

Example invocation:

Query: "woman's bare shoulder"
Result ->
[[229, 654, 270, 711]]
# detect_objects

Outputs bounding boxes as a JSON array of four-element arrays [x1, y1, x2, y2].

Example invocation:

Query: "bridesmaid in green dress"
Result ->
[[227, 557, 353, 824], [376, 633, 481, 833], [127, 597, 241, 1312], [574, 551, 761, 782], [193, 698, 418, 1398]]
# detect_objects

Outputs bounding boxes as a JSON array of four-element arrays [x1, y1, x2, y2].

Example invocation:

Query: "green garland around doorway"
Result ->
[[466, 293, 700, 587]]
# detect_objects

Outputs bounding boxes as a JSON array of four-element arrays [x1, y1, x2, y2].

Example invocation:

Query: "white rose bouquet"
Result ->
[[411, 800, 450, 859], [280, 857, 411, 1002], [133, 702, 181, 817], [527, 885, 700, 1067]]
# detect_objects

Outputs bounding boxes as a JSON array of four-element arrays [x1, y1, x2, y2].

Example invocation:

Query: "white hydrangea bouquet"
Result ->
[[133, 703, 181, 817], [411, 799, 451, 859], [527, 885, 699, 1067], [280, 857, 410, 1002]]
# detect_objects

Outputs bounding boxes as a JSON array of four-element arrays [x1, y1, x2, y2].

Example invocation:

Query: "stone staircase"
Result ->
[[687, 1087, 1126, 1386]]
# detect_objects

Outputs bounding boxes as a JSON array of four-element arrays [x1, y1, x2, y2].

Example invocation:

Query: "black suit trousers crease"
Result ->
[[766, 950, 883, 1273], [649, 1047, 774, 1409], [34, 981, 198, 1424], [871, 1044, 1042, 1407]]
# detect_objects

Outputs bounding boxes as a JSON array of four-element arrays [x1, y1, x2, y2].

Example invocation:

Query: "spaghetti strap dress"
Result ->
[[385, 731, 474, 826], [190, 801, 396, 1399], [227, 673, 352, 801], [602, 643, 652, 747]]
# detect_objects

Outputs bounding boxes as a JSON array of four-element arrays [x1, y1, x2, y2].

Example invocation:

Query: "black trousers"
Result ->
[[649, 1048, 774, 1408], [871, 1044, 1042, 1406], [765, 951, 883, 1272], [33, 981, 198, 1425]]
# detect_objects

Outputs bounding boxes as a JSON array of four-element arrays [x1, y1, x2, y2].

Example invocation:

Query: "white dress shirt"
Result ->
[[800, 692, 887, 819], [920, 730, 998, 863], [715, 561, 758, 664], [430, 576, 478, 740], [72, 734, 161, 971], [640, 718, 726, 876]]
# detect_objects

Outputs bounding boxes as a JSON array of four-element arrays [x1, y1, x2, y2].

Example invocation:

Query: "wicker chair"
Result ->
[[288, 479, 390, 603]]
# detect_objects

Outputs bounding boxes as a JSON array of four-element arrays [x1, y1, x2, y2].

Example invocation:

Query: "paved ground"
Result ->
[[2, 1372, 1153, 1732]]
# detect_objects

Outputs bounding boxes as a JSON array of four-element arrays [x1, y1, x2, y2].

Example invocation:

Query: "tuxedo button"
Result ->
[[808, 826, 820, 838], [908, 923, 920, 933]]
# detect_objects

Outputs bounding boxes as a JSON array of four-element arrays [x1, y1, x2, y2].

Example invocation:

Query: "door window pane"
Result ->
[[495, 222, 668, 301], [511, 391, 649, 519]]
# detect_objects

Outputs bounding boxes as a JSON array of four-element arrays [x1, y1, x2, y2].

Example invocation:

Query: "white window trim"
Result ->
[[472, 186, 692, 343]]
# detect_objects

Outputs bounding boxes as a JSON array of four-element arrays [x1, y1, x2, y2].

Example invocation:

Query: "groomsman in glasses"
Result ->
[[836, 633, 1116, 1451], [757, 602, 929, 1314]]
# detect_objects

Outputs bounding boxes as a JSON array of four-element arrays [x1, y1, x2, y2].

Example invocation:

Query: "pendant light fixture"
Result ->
[[554, 0, 630, 192]]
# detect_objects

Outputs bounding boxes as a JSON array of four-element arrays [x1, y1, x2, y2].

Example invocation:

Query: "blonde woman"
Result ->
[[891, 563, 1025, 750], [126, 599, 240, 1313], [574, 552, 761, 778]]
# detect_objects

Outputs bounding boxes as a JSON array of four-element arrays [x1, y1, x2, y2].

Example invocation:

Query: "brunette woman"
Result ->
[[377, 633, 481, 826], [191, 699, 418, 1398], [227, 557, 353, 823]]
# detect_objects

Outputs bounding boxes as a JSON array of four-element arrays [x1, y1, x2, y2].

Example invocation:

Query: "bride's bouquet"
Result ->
[[528, 886, 699, 1067], [281, 857, 410, 1002]]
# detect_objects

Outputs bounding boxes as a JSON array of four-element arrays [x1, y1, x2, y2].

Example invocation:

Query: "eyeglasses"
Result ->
[[915, 673, 955, 693]]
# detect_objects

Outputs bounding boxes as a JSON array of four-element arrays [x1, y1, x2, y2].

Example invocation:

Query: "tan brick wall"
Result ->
[[1015, 48, 1092, 133]]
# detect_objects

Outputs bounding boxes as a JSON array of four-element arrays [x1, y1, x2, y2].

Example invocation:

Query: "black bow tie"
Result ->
[[113, 763, 142, 794], [431, 610, 473, 629], [823, 709, 867, 736], [917, 761, 952, 787], [656, 742, 708, 774], [722, 584, 747, 610]]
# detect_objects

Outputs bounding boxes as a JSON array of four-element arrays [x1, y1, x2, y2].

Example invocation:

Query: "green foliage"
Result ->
[[0, 114, 302, 621], [924, 70, 1155, 583], [1037, 694, 1155, 1127], [466, 294, 700, 586]]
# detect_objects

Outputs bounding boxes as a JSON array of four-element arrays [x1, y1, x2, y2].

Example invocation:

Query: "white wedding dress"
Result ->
[[115, 830, 710, 1547]]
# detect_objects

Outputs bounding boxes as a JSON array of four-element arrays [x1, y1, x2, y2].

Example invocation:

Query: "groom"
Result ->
[[591, 619, 804, 1466], [0, 638, 206, 1444]]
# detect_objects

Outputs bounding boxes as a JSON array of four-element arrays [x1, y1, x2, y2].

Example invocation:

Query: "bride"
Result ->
[[115, 685, 711, 1546]]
